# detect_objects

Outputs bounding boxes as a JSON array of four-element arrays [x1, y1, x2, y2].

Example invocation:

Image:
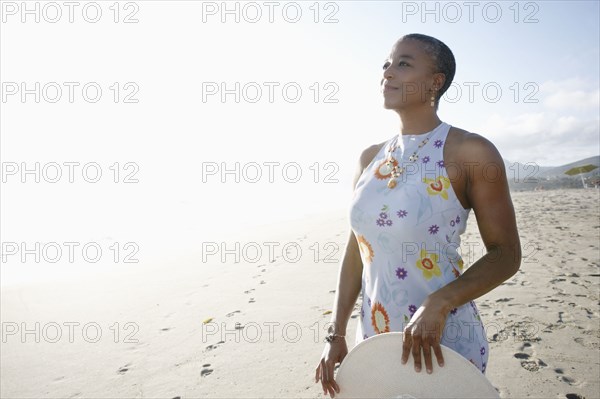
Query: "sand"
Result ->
[[1, 188, 599, 398]]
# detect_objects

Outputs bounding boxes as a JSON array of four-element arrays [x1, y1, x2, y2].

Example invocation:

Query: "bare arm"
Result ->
[[428, 134, 522, 311], [328, 231, 363, 335], [316, 143, 383, 398], [401, 133, 522, 374], [328, 144, 382, 335]]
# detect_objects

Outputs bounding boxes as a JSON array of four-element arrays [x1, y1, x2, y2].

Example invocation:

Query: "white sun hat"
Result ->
[[334, 332, 499, 399]]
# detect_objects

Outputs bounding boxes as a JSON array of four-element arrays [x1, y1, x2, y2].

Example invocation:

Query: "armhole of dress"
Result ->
[[440, 124, 472, 214], [353, 139, 392, 191], [363, 139, 392, 174]]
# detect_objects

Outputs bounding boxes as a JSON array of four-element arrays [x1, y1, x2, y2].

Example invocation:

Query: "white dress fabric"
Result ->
[[349, 121, 489, 373]]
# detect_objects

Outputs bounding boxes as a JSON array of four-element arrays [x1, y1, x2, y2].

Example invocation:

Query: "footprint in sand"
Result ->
[[117, 364, 131, 374], [226, 310, 241, 317], [574, 336, 600, 350], [201, 364, 214, 377], [527, 303, 549, 309], [205, 341, 225, 352], [249, 298, 256, 303], [551, 287, 568, 296], [244, 289, 255, 294], [565, 393, 585, 399], [519, 358, 546, 372], [496, 297, 513, 302], [559, 374, 580, 386], [514, 343, 547, 372]]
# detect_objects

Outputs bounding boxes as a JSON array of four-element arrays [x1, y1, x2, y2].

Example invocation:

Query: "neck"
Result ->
[[394, 107, 442, 135]]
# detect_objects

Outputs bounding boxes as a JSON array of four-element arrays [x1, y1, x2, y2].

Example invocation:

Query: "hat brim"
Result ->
[[334, 332, 499, 398]]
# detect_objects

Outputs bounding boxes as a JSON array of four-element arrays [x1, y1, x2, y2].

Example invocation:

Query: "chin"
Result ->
[[382, 99, 403, 110]]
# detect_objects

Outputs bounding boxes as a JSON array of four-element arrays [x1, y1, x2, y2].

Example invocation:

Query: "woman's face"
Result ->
[[381, 39, 442, 111]]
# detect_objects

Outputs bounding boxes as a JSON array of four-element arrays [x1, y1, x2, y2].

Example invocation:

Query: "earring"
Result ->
[[430, 87, 437, 107]]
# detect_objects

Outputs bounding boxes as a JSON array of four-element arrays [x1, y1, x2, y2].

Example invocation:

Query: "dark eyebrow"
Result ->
[[385, 54, 415, 61]]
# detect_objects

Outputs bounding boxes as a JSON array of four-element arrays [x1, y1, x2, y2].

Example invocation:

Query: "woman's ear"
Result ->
[[433, 72, 446, 92]]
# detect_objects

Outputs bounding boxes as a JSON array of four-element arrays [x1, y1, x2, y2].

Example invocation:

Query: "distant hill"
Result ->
[[502, 155, 600, 191]]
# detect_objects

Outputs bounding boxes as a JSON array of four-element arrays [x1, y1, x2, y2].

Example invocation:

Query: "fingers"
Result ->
[[422, 339, 433, 374], [401, 330, 412, 365], [326, 361, 340, 398], [316, 359, 340, 398], [432, 342, 445, 367], [403, 326, 442, 373], [330, 375, 340, 396], [411, 334, 423, 372], [320, 360, 329, 395], [325, 362, 334, 398]]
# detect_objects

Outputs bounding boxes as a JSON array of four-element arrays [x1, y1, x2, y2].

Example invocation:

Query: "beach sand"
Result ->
[[1, 188, 599, 398]]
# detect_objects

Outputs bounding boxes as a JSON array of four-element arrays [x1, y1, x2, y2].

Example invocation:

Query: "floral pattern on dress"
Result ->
[[349, 122, 488, 373], [371, 302, 390, 334], [423, 175, 451, 199], [377, 205, 393, 227], [415, 249, 442, 280], [356, 235, 374, 264], [396, 267, 408, 280], [374, 157, 398, 180]]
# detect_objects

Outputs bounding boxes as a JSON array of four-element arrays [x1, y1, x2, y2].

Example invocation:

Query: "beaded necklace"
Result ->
[[385, 122, 444, 189]]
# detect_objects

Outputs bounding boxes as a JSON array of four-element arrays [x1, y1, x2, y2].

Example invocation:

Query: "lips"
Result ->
[[384, 84, 398, 90]]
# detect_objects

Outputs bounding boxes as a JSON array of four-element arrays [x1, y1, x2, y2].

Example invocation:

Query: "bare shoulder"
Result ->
[[359, 140, 387, 170], [351, 140, 387, 189], [446, 126, 503, 164]]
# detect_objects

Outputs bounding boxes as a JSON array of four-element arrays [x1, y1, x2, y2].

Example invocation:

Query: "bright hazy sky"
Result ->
[[1, 1, 599, 273]]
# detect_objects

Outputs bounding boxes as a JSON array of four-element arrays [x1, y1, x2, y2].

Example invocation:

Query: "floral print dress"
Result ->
[[349, 122, 489, 373]]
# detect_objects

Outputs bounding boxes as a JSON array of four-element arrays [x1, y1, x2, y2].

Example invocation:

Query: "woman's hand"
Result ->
[[401, 295, 450, 374], [315, 339, 347, 398]]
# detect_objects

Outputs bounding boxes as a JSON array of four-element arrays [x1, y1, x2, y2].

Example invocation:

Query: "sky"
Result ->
[[1, 1, 599, 280]]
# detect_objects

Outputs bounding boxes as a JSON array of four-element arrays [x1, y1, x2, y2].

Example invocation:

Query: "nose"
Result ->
[[381, 66, 393, 86]]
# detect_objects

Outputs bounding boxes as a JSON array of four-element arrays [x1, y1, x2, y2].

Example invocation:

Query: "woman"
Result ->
[[314, 33, 521, 398]]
